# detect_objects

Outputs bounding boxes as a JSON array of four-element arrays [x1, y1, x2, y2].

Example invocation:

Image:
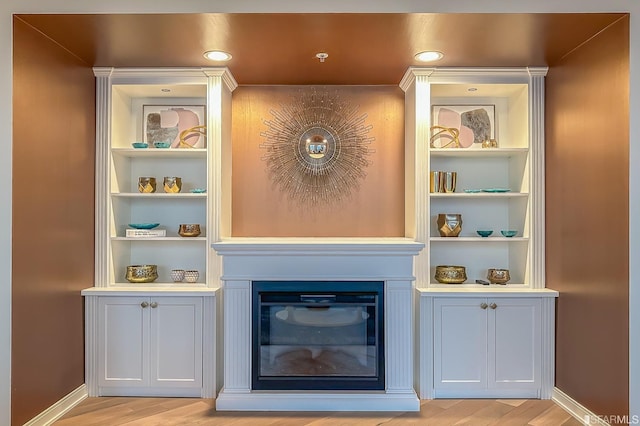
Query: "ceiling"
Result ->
[[16, 13, 626, 85]]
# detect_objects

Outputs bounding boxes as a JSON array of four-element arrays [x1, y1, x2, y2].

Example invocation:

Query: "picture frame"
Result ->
[[431, 105, 495, 148], [143, 105, 206, 148]]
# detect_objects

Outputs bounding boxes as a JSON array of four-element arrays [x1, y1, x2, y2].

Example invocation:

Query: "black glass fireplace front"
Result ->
[[252, 281, 384, 391]]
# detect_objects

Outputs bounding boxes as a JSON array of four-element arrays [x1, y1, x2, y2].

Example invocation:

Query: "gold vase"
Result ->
[[178, 223, 201, 237], [437, 213, 462, 237], [138, 177, 156, 193], [163, 176, 182, 193]]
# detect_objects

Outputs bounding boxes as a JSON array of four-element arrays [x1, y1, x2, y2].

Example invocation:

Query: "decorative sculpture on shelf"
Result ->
[[259, 88, 375, 206]]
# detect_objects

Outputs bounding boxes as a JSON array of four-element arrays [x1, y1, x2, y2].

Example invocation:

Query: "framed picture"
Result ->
[[143, 105, 206, 148], [431, 105, 495, 148]]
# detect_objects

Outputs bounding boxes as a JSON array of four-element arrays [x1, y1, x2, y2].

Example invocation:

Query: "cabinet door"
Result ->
[[149, 296, 203, 388], [488, 298, 541, 390], [434, 298, 488, 391], [98, 296, 149, 387]]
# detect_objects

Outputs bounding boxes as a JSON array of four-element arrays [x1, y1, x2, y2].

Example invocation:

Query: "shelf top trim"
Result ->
[[400, 66, 549, 90], [93, 66, 236, 89]]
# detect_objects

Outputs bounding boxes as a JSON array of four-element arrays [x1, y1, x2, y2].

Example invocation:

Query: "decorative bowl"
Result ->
[[170, 269, 185, 282], [476, 230, 493, 238], [125, 264, 158, 283], [153, 141, 171, 149], [434, 265, 467, 284], [131, 142, 148, 149], [184, 270, 199, 283], [128, 223, 160, 230], [178, 223, 201, 237], [500, 230, 518, 238], [487, 268, 511, 284], [190, 188, 207, 193]]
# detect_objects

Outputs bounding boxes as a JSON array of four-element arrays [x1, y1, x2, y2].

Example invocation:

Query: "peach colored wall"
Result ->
[[231, 85, 405, 237], [11, 18, 95, 426], [546, 17, 629, 418]]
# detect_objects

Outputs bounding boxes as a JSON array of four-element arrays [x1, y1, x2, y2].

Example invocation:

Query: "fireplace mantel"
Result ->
[[212, 238, 424, 281], [212, 237, 424, 411]]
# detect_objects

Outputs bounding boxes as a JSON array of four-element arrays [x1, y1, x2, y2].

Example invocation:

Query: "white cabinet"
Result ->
[[97, 295, 203, 396], [86, 68, 233, 399], [433, 297, 541, 398]]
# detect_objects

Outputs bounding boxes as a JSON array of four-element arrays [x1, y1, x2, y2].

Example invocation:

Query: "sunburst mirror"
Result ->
[[259, 88, 375, 206]]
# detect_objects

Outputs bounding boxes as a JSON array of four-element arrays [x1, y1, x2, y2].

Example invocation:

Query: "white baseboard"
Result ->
[[552, 387, 609, 425], [24, 383, 88, 426]]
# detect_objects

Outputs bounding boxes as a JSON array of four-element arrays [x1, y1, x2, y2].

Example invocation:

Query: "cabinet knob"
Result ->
[[490, 303, 497, 309], [150, 302, 158, 309], [480, 303, 488, 309], [140, 301, 149, 308]]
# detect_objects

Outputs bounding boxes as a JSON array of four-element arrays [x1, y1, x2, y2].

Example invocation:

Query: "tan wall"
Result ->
[[546, 17, 629, 417], [231, 85, 405, 237], [11, 18, 95, 425]]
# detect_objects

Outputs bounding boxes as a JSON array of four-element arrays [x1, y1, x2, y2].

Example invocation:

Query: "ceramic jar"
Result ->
[[184, 270, 199, 283], [170, 269, 185, 282]]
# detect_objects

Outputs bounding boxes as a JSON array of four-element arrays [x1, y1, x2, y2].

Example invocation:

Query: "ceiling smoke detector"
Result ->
[[315, 52, 329, 63]]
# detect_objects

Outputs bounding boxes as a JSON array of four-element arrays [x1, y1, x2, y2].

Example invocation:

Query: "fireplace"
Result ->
[[212, 238, 424, 411], [252, 281, 384, 391]]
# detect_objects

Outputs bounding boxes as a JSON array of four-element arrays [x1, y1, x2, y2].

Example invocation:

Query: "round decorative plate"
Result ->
[[464, 189, 482, 193], [482, 188, 511, 193], [190, 188, 207, 193], [128, 223, 160, 229]]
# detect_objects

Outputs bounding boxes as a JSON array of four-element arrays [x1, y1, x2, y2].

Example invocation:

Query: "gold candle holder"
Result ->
[[163, 176, 182, 193], [138, 177, 156, 193]]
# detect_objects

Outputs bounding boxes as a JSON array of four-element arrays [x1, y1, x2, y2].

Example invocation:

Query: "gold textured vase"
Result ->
[[178, 223, 201, 237], [487, 268, 511, 284], [435, 265, 467, 284], [437, 213, 462, 237], [125, 265, 158, 283]]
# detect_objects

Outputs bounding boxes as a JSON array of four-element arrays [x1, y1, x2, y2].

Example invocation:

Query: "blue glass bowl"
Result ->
[[153, 142, 171, 148], [500, 230, 518, 238], [476, 230, 493, 238], [190, 188, 207, 193], [131, 142, 148, 149], [128, 223, 160, 229]]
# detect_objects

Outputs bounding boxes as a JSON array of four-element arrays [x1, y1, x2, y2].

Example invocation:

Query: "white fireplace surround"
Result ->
[[212, 238, 425, 411]]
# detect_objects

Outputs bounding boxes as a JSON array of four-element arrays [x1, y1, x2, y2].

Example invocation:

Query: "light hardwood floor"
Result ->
[[55, 397, 583, 425]]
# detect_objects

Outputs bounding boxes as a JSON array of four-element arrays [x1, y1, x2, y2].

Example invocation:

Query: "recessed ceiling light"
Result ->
[[203, 50, 232, 61], [414, 51, 444, 62]]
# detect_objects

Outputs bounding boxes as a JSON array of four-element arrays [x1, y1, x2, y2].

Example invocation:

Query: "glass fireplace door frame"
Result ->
[[251, 281, 385, 391]]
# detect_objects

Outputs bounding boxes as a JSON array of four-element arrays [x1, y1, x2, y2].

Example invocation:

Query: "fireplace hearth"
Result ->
[[252, 281, 384, 391], [212, 238, 424, 411]]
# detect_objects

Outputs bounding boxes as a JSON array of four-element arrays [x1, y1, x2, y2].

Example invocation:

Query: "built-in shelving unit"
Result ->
[[401, 67, 548, 290], [402, 67, 557, 401], [82, 67, 236, 399]]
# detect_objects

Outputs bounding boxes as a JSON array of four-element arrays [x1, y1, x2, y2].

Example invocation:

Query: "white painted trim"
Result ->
[[215, 390, 419, 412], [552, 387, 609, 425], [23, 384, 88, 426]]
